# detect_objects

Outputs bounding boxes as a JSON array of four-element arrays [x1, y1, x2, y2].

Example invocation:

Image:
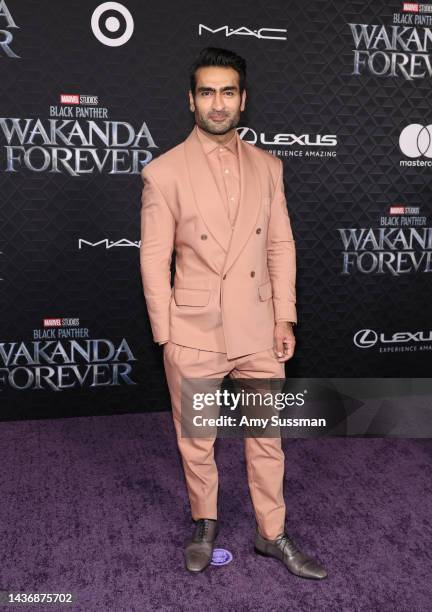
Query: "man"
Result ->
[[140, 47, 327, 579]]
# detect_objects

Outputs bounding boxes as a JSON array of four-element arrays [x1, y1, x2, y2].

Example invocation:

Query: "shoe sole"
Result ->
[[186, 564, 210, 575]]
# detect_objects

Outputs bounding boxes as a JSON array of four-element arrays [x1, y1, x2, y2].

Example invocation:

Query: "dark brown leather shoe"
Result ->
[[254, 530, 327, 580], [185, 519, 219, 573]]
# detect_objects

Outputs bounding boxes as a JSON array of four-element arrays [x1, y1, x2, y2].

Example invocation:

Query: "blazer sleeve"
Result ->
[[267, 158, 297, 324], [140, 165, 175, 344]]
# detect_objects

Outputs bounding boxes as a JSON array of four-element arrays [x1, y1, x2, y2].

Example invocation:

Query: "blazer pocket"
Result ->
[[258, 280, 273, 301], [174, 287, 211, 306]]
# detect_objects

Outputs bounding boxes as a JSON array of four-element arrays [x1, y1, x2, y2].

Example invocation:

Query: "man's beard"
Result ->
[[195, 109, 241, 135]]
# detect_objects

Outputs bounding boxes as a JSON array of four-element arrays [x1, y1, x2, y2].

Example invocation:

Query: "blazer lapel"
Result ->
[[184, 126, 262, 273], [223, 130, 261, 274]]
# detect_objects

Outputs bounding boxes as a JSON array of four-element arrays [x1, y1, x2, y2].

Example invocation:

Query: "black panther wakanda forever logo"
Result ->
[[0, 337, 138, 391]]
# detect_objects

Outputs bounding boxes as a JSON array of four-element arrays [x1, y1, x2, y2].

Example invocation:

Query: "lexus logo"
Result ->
[[91, 2, 134, 47], [237, 127, 258, 144], [354, 329, 378, 348], [236, 126, 337, 147], [354, 328, 432, 348], [399, 124, 432, 158]]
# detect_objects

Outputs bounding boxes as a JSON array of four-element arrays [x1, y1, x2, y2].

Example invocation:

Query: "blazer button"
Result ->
[[250, 271, 255, 277], [222, 274, 226, 280], [256, 227, 261, 234], [201, 234, 207, 240]]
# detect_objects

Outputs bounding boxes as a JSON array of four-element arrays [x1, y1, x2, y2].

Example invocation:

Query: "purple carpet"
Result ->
[[0, 412, 431, 611]]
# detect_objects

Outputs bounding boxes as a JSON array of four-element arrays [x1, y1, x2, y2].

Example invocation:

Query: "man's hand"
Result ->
[[273, 322, 296, 362]]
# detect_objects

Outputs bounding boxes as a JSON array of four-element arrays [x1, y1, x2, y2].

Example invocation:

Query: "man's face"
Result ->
[[189, 66, 246, 136]]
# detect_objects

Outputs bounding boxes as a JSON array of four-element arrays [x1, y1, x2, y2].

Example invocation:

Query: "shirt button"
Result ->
[[256, 227, 261, 234], [224, 169, 229, 173], [250, 271, 255, 277], [219, 147, 224, 152], [201, 234, 207, 240], [230, 196, 234, 201]]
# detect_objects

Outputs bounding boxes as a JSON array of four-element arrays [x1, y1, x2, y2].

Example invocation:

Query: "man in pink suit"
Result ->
[[140, 47, 327, 579]]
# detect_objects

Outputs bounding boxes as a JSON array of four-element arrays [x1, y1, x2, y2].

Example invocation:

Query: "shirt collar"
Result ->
[[195, 124, 238, 157]]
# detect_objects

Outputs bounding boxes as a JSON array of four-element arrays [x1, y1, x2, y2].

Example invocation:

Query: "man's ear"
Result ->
[[241, 89, 247, 111], [188, 89, 195, 112]]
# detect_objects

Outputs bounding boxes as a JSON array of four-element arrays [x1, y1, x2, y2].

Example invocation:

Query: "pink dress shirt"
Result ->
[[195, 125, 240, 229]]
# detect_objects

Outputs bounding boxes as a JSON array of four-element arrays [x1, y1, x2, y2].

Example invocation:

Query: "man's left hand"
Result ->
[[273, 322, 296, 362]]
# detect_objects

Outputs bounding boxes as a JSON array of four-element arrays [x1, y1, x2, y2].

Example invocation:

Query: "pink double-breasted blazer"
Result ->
[[140, 125, 297, 359]]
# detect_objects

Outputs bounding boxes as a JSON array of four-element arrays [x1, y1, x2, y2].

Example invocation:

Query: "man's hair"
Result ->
[[189, 47, 247, 96]]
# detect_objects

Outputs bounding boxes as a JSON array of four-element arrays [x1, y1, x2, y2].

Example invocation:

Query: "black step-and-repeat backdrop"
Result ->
[[0, 0, 431, 420]]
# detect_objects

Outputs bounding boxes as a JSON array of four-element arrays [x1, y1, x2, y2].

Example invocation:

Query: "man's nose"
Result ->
[[213, 93, 225, 110]]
